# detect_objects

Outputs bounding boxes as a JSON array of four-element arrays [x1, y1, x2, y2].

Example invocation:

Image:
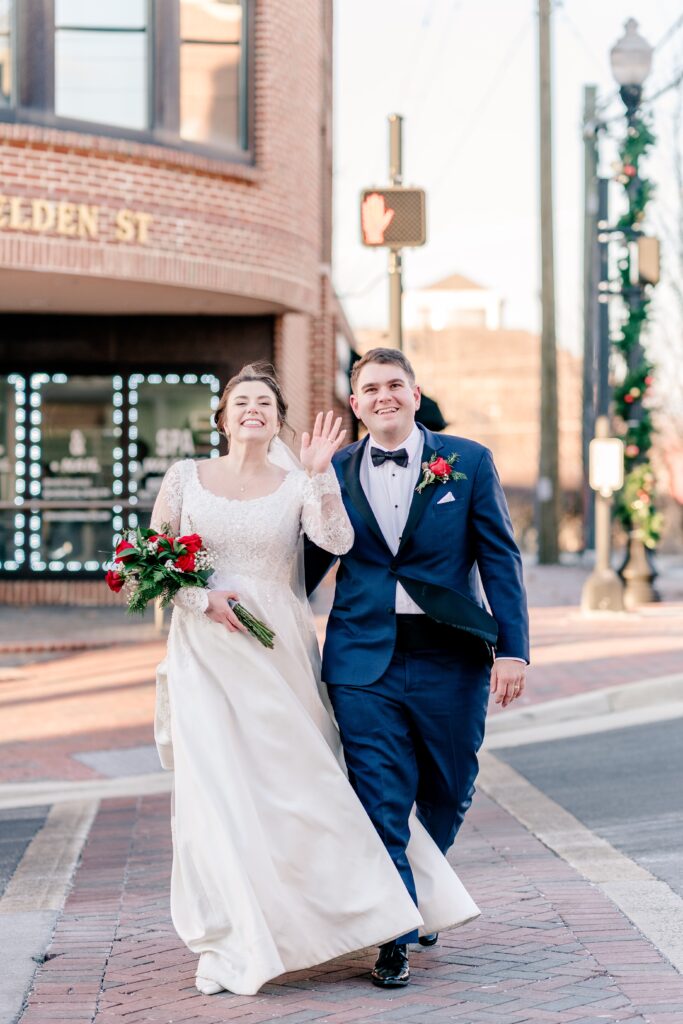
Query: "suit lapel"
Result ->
[[397, 427, 444, 554], [341, 439, 389, 549]]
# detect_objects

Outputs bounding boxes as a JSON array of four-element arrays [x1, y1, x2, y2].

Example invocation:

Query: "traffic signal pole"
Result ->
[[388, 114, 404, 351]]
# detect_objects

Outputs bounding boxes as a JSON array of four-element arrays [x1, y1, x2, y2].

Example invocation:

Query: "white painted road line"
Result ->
[[0, 800, 99, 1024], [0, 771, 172, 811]]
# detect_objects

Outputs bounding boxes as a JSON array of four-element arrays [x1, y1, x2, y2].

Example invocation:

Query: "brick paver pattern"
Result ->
[[5, 564, 683, 1023], [2, 597, 682, 783], [19, 791, 683, 1024]]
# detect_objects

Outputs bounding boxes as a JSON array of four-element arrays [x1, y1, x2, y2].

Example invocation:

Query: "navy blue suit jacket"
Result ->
[[305, 425, 529, 686]]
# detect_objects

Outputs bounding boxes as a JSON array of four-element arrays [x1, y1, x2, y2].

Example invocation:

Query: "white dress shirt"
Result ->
[[360, 424, 425, 615], [359, 424, 524, 663]]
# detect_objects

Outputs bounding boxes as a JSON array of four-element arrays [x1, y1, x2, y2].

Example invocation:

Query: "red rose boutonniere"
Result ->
[[416, 452, 467, 494]]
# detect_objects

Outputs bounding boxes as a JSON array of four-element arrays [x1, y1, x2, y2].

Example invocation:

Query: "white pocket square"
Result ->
[[437, 492, 456, 505]]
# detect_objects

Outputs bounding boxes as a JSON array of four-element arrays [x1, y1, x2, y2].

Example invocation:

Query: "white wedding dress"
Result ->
[[151, 457, 479, 996]]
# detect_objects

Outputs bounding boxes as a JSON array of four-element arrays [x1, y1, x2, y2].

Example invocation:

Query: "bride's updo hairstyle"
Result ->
[[213, 362, 293, 447]]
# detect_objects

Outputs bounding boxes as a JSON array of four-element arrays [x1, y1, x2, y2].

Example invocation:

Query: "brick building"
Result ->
[[0, 0, 352, 603]]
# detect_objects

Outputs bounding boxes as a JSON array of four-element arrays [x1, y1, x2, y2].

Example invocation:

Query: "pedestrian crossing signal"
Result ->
[[360, 187, 426, 248]]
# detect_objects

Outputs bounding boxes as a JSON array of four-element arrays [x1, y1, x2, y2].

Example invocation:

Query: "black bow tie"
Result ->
[[371, 447, 409, 468]]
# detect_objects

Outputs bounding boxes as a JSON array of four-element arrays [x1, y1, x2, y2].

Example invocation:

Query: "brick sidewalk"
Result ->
[[1, 599, 681, 784], [5, 566, 683, 1023], [19, 791, 683, 1024]]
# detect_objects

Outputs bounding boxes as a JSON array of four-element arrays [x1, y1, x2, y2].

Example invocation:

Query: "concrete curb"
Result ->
[[487, 672, 683, 734]]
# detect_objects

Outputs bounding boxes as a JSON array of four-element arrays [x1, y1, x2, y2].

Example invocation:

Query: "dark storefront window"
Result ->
[[31, 374, 116, 572], [0, 372, 220, 577], [0, 375, 19, 570], [0, 0, 12, 106], [55, 0, 149, 131], [2, 0, 251, 159], [128, 373, 220, 509]]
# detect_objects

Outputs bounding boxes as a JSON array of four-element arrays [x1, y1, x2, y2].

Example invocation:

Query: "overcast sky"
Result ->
[[332, 1, 683, 354]]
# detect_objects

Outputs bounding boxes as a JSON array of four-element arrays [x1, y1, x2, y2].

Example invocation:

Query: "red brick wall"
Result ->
[[0, 580, 123, 607], [0, 0, 353, 605], [0, 0, 328, 316]]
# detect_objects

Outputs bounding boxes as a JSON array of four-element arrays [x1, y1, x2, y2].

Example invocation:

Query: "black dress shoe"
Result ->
[[371, 943, 410, 988], [418, 932, 439, 947]]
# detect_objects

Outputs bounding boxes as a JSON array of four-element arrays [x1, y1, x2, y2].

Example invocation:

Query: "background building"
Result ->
[[357, 274, 583, 552], [0, 0, 352, 604]]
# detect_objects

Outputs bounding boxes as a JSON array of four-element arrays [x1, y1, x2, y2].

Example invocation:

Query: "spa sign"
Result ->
[[0, 193, 153, 244]]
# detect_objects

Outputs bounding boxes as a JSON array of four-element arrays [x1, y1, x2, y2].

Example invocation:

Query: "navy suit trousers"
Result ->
[[328, 647, 489, 945]]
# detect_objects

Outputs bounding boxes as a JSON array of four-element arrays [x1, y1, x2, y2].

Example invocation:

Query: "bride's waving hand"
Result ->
[[300, 411, 346, 475]]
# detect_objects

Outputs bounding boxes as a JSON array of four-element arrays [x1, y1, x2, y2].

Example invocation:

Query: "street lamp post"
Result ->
[[609, 19, 659, 608], [581, 416, 625, 612]]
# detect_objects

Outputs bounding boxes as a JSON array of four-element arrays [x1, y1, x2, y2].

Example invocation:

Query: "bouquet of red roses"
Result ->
[[105, 525, 275, 648]]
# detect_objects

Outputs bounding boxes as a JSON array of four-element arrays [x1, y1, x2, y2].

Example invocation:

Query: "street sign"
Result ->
[[629, 236, 660, 287], [360, 187, 426, 248]]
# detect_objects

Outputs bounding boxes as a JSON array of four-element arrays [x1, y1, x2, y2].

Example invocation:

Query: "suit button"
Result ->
[[390, 562, 397, 571], [387, 607, 395, 615]]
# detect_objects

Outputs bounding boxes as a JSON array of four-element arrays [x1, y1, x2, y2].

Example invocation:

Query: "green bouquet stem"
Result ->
[[228, 599, 276, 649]]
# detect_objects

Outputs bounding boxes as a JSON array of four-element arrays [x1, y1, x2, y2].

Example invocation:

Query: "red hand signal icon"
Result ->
[[361, 193, 396, 245]]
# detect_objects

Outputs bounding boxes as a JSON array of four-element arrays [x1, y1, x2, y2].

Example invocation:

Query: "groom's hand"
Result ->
[[490, 660, 527, 708]]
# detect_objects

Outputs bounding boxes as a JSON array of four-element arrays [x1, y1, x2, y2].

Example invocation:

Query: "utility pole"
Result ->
[[581, 85, 599, 551], [537, 0, 560, 563], [388, 114, 404, 351]]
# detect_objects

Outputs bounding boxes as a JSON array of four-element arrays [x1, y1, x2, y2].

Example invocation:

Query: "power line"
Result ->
[[646, 66, 683, 104], [337, 272, 386, 300], [397, 0, 453, 113], [654, 12, 683, 52], [428, 15, 533, 195], [558, 7, 605, 72], [594, 14, 683, 117], [401, 0, 468, 122]]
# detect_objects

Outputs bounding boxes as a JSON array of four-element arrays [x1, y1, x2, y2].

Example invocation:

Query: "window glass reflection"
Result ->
[[132, 378, 217, 510], [55, 2, 148, 131], [0, 374, 221, 576], [35, 376, 116, 572], [0, 377, 19, 569], [180, 0, 244, 149], [0, 0, 11, 106], [55, 0, 146, 30]]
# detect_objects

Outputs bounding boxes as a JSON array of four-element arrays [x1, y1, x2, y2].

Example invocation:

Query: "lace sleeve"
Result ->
[[150, 461, 185, 534], [300, 467, 354, 555], [149, 461, 209, 615]]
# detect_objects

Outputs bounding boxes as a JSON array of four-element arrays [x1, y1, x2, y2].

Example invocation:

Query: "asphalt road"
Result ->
[[0, 806, 49, 899], [495, 717, 683, 897]]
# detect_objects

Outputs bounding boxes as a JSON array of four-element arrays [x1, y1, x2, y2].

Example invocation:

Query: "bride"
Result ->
[[151, 362, 478, 996]]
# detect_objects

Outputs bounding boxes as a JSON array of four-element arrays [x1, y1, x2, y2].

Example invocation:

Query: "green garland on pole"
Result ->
[[612, 114, 662, 548]]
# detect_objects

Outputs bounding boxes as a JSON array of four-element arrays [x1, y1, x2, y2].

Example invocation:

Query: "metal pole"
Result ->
[[581, 85, 599, 551], [617, 95, 658, 607], [596, 178, 611, 419], [389, 113, 403, 185], [388, 113, 404, 351], [388, 251, 403, 351], [537, 0, 560, 563], [581, 415, 625, 612]]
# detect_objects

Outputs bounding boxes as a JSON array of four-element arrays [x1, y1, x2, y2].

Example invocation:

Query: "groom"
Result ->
[[305, 348, 529, 988]]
